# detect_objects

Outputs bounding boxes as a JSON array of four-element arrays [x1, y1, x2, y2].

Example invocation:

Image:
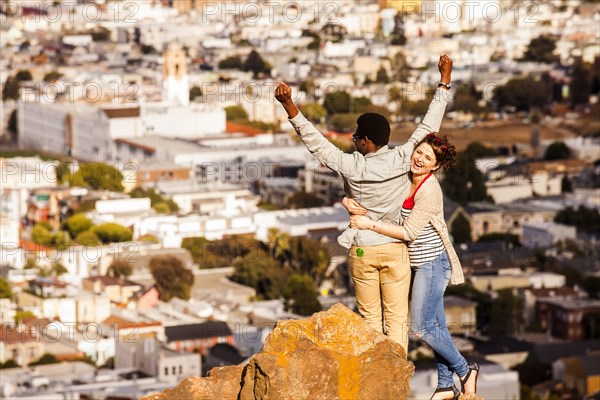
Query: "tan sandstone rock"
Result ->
[[143, 303, 414, 400]]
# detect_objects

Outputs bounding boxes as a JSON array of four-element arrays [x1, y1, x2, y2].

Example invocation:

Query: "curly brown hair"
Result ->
[[418, 133, 457, 170]]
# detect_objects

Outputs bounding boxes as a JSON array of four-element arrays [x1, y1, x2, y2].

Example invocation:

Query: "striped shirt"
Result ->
[[401, 207, 445, 267], [401, 173, 444, 268]]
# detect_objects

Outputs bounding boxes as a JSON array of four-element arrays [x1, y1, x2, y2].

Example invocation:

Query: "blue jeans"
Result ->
[[410, 250, 469, 388]]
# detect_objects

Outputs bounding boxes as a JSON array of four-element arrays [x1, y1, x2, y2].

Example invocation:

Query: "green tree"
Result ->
[[129, 188, 179, 212], [231, 250, 289, 300], [450, 213, 472, 244], [351, 97, 373, 113], [376, 66, 390, 83], [554, 206, 600, 234], [561, 174, 573, 193], [323, 91, 351, 115], [544, 141, 571, 160], [441, 152, 491, 206], [92, 223, 132, 243], [149, 255, 194, 301], [15, 70, 32, 82], [489, 289, 524, 335], [29, 353, 59, 366], [189, 86, 203, 102], [15, 310, 35, 324], [583, 312, 600, 339], [287, 191, 324, 209], [43, 71, 62, 82], [75, 231, 100, 246], [153, 202, 170, 213], [390, 52, 410, 81], [64, 213, 94, 238], [243, 50, 269, 78], [521, 35, 559, 63], [570, 61, 593, 105], [307, 36, 321, 50], [140, 44, 156, 54], [31, 224, 55, 246], [107, 260, 133, 279], [299, 103, 327, 123], [0, 360, 20, 369], [582, 276, 600, 299], [52, 262, 68, 276], [283, 274, 322, 316], [454, 83, 488, 113], [7, 109, 17, 141], [0, 277, 13, 299], [89, 26, 111, 41], [390, 14, 407, 45], [493, 77, 550, 111], [286, 237, 331, 284], [464, 142, 497, 158], [2, 76, 20, 101], [225, 105, 249, 121], [329, 113, 360, 133], [71, 163, 124, 192], [218, 56, 243, 70]]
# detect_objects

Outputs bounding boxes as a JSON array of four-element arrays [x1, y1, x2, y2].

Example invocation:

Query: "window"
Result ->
[[172, 366, 176, 375], [179, 365, 182, 374], [164, 367, 168, 376]]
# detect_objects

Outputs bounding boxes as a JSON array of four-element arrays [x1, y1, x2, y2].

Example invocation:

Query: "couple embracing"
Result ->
[[275, 55, 479, 399]]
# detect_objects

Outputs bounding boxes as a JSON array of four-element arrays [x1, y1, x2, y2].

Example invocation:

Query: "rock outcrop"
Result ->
[[143, 303, 414, 400]]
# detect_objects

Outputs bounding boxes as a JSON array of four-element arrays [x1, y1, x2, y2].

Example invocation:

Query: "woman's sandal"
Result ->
[[430, 385, 460, 400], [460, 362, 480, 394]]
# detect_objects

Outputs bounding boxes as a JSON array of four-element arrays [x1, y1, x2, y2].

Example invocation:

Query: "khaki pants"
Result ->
[[348, 242, 411, 357]]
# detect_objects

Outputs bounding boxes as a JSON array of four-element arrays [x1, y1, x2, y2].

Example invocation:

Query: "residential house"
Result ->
[[135, 161, 191, 188], [536, 298, 600, 340], [298, 162, 346, 206], [82, 276, 143, 305], [0, 324, 45, 366], [203, 343, 246, 376], [129, 286, 160, 311], [16, 281, 111, 324], [443, 295, 477, 336], [553, 354, 600, 396], [165, 320, 234, 355], [464, 202, 557, 241], [254, 205, 349, 243], [522, 222, 577, 248], [520, 286, 579, 326], [115, 338, 201, 383], [101, 313, 165, 344]]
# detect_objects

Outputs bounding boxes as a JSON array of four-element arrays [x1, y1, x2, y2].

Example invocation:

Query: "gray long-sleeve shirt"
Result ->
[[288, 87, 453, 248]]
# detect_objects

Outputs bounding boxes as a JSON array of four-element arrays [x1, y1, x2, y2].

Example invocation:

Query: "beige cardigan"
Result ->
[[400, 174, 465, 285]]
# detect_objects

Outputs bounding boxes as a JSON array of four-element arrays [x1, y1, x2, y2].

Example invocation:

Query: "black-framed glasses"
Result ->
[[352, 134, 363, 142]]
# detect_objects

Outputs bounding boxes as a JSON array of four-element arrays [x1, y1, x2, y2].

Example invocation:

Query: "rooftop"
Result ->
[[165, 320, 233, 342]]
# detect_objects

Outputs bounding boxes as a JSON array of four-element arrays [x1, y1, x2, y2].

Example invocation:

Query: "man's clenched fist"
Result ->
[[275, 82, 293, 104]]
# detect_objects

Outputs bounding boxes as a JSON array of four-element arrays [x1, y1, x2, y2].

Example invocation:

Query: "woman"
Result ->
[[344, 133, 479, 400]]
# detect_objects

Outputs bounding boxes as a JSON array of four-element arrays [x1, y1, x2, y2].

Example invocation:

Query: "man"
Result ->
[[274, 55, 453, 356]]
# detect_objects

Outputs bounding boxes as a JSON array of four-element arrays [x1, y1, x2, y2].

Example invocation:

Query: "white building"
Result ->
[[115, 338, 201, 384], [522, 222, 577, 248], [254, 205, 349, 242], [528, 272, 567, 289]]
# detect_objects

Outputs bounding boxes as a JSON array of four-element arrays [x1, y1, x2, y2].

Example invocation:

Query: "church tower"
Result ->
[[162, 41, 189, 106]]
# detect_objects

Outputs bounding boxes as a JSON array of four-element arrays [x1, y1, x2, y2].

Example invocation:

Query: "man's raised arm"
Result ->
[[398, 55, 454, 156], [275, 82, 360, 177]]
